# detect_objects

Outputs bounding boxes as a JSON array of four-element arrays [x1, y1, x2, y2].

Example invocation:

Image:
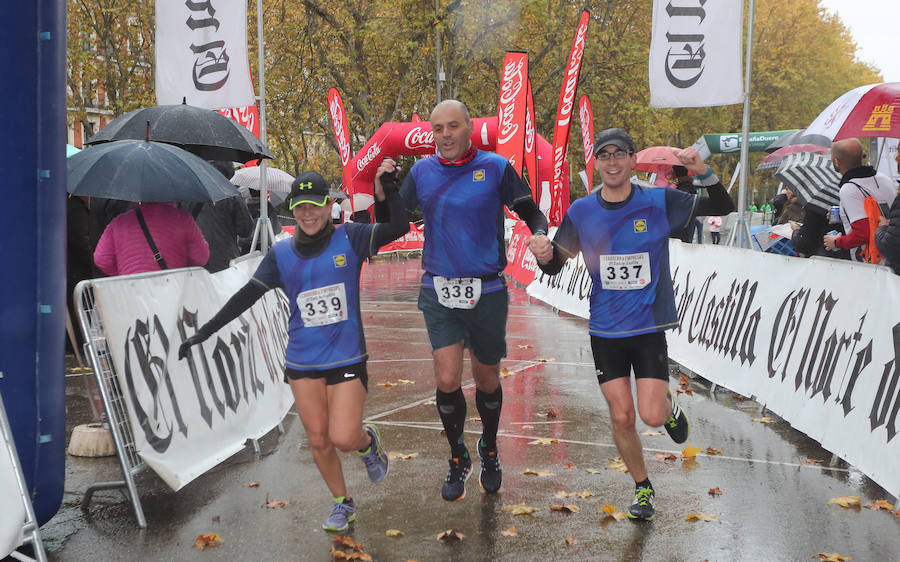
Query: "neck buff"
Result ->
[[436, 142, 477, 167], [293, 220, 335, 254]]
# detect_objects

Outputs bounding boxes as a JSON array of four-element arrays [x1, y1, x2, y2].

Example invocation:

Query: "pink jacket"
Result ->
[[94, 203, 210, 276]]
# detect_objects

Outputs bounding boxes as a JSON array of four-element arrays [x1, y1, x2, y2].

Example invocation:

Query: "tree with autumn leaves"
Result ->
[[67, 0, 880, 203]]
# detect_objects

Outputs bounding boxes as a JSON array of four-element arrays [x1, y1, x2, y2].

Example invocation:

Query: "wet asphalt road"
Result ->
[[45, 257, 899, 561]]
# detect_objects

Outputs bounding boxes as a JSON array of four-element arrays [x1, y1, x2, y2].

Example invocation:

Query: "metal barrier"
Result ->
[[0, 391, 48, 562]]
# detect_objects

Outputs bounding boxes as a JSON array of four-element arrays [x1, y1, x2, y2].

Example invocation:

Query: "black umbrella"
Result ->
[[765, 129, 831, 154], [85, 102, 273, 163], [67, 140, 241, 203], [774, 152, 842, 213]]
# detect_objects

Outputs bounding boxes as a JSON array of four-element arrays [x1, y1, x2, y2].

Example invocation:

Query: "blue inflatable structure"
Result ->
[[0, 1, 67, 525]]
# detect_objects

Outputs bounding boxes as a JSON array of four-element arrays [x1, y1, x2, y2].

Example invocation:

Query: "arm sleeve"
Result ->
[[398, 171, 420, 214], [836, 218, 869, 249], [195, 282, 268, 339], [371, 186, 412, 249], [511, 198, 549, 235], [499, 163, 537, 208], [694, 177, 735, 217], [539, 214, 581, 276]]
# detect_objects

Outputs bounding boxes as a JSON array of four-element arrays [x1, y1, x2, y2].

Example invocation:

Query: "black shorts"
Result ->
[[590, 332, 669, 385], [284, 361, 368, 390]]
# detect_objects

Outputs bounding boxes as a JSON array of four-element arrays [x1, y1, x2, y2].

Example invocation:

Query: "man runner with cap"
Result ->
[[398, 99, 549, 501], [528, 128, 734, 520], [178, 164, 409, 532]]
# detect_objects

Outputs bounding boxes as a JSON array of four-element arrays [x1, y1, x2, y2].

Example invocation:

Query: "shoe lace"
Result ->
[[447, 458, 469, 482], [634, 487, 653, 506], [480, 448, 500, 470], [330, 501, 353, 521], [361, 448, 382, 470]]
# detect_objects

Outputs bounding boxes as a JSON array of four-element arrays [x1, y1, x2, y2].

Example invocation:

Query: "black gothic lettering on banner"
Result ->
[[663, 1, 707, 88], [535, 257, 593, 300], [185, 0, 230, 91], [869, 322, 900, 442]]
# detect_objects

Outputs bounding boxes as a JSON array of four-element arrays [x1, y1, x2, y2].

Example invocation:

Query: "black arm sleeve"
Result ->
[[537, 251, 567, 276], [694, 182, 735, 216], [196, 282, 268, 339], [511, 198, 550, 234], [372, 185, 411, 248]]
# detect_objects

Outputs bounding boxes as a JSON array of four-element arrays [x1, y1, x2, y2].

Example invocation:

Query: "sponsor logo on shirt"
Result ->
[[333, 254, 347, 267], [473, 169, 485, 181], [633, 219, 647, 233]]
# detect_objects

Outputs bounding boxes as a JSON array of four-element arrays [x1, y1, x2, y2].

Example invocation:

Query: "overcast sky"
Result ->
[[817, 0, 899, 82]]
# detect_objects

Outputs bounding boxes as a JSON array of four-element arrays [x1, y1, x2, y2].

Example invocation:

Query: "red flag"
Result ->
[[578, 94, 594, 192], [524, 80, 539, 202], [550, 9, 590, 225], [218, 105, 261, 166], [328, 88, 354, 198], [495, 51, 528, 176]]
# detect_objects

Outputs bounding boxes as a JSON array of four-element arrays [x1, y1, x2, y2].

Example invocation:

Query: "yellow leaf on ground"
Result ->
[[828, 496, 861, 508], [377, 381, 394, 387], [387, 452, 418, 460], [575, 491, 594, 498], [193, 533, 223, 549], [549, 504, 579, 513], [517, 344, 533, 349], [685, 511, 717, 522], [864, 499, 894, 511], [528, 438, 558, 445], [611, 511, 627, 520], [246, 481, 260, 487], [585, 468, 602, 474], [385, 529, 404, 538], [397, 379, 414, 385], [436, 529, 465, 541], [705, 447, 723, 455], [501, 526, 517, 537], [554, 491, 573, 499], [816, 553, 853, 561], [564, 536, 577, 545], [608, 457, 629, 473], [752, 416, 774, 424], [500, 367, 510, 375], [655, 453, 678, 461], [523, 469, 555, 477], [681, 445, 702, 459], [502, 502, 540, 515], [599, 503, 617, 515], [708, 487, 723, 496]]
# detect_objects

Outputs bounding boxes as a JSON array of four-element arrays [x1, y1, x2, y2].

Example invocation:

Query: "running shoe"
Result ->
[[441, 454, 472, 502], [477, 439, 502, 493], [664, 389, 690, 444], [358, 424, 388, 483], [627, 486, 655, 520], [322, 496, 356, 532]]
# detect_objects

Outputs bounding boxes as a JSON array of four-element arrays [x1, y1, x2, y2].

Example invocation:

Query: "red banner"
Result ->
[[328, 88, 354, 198], [503, 220, 537, 286], [524, 80, 539, 202], [549, 9, 590, 225], [496, 51, 528, 176], [578, 94, 594, 192], [379, 223, 425, 253], [218, 104, 260, 166]]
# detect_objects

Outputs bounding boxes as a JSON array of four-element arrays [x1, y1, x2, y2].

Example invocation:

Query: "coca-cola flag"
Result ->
[[649, 0, 743, 108], [550, 9, 590, 225], [155, 0, 255, 109], [495, 51, 529, 176], [578, 94, 594, 191], [328, 88, 354, 195], [524, 80, 539, 202]]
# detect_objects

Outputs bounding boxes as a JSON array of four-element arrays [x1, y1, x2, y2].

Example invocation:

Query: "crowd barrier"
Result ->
[[74, 254, 293, 527], [505, 224, 900, 498], [0, 392, 47, 561]]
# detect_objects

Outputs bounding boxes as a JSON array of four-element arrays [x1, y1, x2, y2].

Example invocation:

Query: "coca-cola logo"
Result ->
[[556, 20, 588, 127], [404, 126, 435, 150], [219, 107, 256, 133], [355, 141, 381, 172], [524, 104, 535, 153], [579, 101, 592, 161], [329, 97, 351, 166], [553, 146, 565, 179], [499, 58, 525, 105]]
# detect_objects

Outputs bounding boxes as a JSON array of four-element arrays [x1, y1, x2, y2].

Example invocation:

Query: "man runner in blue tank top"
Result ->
[[529, 128, 734, 520], [178, 164, 408, 532], [399, 100, 550, 501]]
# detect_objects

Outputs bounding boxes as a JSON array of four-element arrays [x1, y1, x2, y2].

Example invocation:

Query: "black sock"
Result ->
[[635, 478, 652, 490], [475, 385, 503, 450], [436, 387, 468, 458]]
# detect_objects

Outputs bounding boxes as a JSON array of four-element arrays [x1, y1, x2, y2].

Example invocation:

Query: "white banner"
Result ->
[[649, 0, 744, 108], [155, 0, 255, 109], [91, 258, 294, 490], [0, 413, 25, 559], [522, 238, 900, 497]]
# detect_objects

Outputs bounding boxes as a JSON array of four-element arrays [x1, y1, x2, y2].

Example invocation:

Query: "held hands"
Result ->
[[374, 158, 400, 202], [177, 333, 206, 360], [674, 147, 708, 175], [526, 234, 553, 264]]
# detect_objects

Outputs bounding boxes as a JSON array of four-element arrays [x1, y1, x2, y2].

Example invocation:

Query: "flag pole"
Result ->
[[729, 0, 755, 248], [254, 0, 273, 253]]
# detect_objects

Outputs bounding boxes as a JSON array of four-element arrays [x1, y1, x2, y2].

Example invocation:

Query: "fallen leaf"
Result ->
[[864, 499, 894, 511], [585, 468, 602, 474], [332, 536, 363, 550], [798, 457, 824, 465], [436, 529, 465, 541], [554, 491, 573, 499], [685, 511, 717, 522], [575, 491, 594, 498], [537, 358, 554, 363], [528, 438, 558, 445], [752, 416, 774, 424], [655, 453, 678, 461], [705, 447, 723, 455], [732, 393, 751, 401], [500, 368, 510, 375], [501, 527, 517, 537], [385, 529, 404, 538], [377, 381, 394, 387], [331, 546, 349, 559], [467, 416, 481, 422], [676, 387, 694, 396], [503, 502, 540, 515], [350, 553, 373, 561], [517, 344, 533, 349], [193, 533, 223, 549], [387, 452, 419, 460], [600, 503, 617, 516], [828, 496, 861, 508], [681, 445, 702, 459], [708, 487, 723, 496], [246, 481, 260, 488], [679, 373, 690, 386], [565, 463, 577, 470], [397, 379, 414, 385], [815, 553, 853, 561], [549, 504, 579, 513], [642, 429, 664, 436], [608, 457, 629, 473], [262, 494, 287, 509], [546, 408, 561, 418], [564, 536, 577, 545], [523, 469, 555, 477], [610, 511, 627, 520]]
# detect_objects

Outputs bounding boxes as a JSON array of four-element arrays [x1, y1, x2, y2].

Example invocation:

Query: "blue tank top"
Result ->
[[273, 225, 366, 370]]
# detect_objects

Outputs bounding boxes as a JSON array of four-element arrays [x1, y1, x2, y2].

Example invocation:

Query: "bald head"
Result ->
[[430, 99, 470, 123], [832, 138, 863, 173]]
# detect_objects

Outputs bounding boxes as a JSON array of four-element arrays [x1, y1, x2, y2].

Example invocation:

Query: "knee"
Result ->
[[639, 410, 667, 428], [330, 430, 361, 453], [306, 429, 332, 453], [609, 409, 636, 430]]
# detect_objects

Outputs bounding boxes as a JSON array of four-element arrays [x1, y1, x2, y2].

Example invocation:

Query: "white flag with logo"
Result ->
[[156, 0, 255, 110], [649, 0, 744, 108]]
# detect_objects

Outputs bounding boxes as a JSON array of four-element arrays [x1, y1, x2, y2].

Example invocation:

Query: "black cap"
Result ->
[[593, 128, 635, 156], [288, 171, 330, 208]]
